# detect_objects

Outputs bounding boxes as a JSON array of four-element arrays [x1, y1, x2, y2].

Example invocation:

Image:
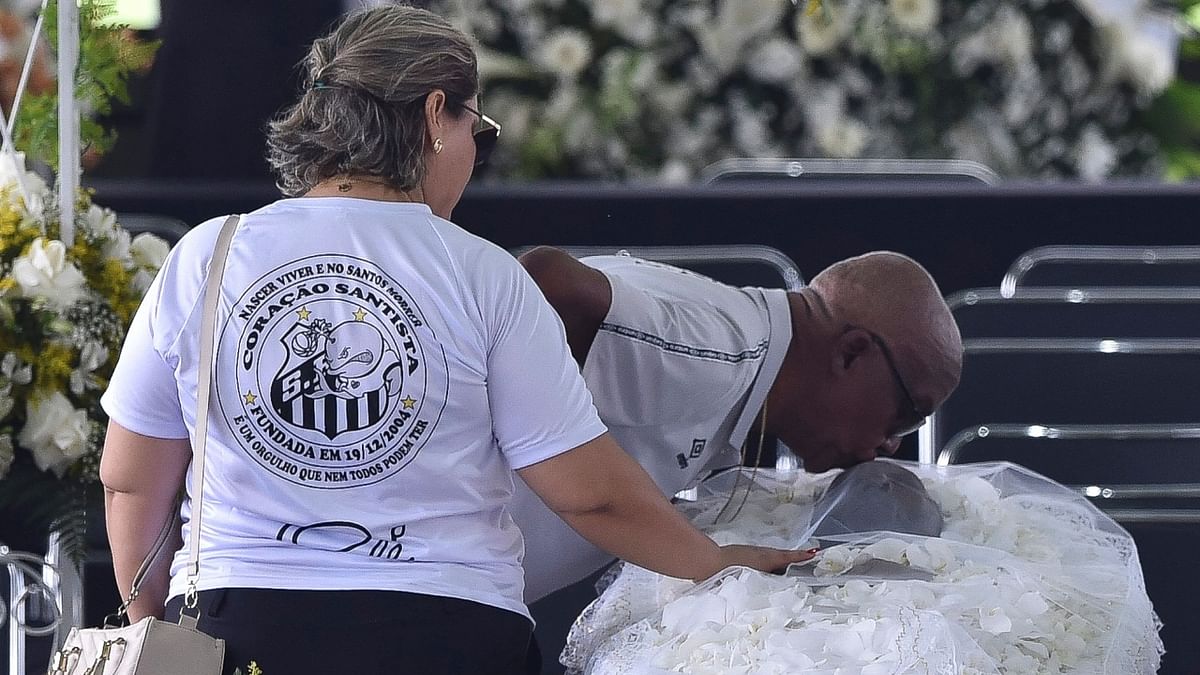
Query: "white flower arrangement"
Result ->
[[566, 463, 1162, 674], [0, 0, 160, 553], [432, 0, 1183, 180], [0, 154, 167, 547]]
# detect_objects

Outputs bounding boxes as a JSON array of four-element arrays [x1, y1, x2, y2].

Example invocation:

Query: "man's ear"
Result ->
[[833, 327, 873, 373], [424, 89, 447, 147]]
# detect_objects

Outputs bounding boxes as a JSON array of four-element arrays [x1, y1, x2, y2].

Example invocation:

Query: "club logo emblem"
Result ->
[[270, 319, 401, 440], [218, 255, 447, 489]]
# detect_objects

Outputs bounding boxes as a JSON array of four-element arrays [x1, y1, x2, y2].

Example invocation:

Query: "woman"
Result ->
[[100, 6, 812, 674]]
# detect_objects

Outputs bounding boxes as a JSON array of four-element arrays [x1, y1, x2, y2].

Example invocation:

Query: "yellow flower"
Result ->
[[232, 662, 263, 675], [25, 342, 76, 395]]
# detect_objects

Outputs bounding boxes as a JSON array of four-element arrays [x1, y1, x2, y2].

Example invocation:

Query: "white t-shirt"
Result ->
[[102, 198, 606, 619], [514, 255, 793, 601]]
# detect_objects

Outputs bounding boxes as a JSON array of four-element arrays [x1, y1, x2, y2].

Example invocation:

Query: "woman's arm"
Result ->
[[99, 421, 192, 621], [518, 433, 814, 581]]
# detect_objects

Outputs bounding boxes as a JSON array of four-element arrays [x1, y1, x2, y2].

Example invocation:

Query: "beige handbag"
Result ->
[[51, 215, 241, 675]]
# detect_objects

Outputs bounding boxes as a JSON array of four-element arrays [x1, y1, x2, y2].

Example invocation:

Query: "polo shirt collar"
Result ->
[[729, 288, 792, 447]]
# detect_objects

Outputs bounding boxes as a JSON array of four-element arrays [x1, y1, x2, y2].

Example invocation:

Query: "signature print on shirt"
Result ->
[[218, 255, 449, 490], [275, 521, 416, 561]]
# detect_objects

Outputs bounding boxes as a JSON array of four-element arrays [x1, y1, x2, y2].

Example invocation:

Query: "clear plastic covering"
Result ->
[[562, 461, 1162, 674]]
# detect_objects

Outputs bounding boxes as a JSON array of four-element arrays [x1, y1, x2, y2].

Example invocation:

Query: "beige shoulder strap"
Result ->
[[183, 214, 241, 611]]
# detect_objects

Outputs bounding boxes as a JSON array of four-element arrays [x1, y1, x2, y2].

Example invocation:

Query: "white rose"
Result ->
[[888, 0, 940, 34], [130, 232, 170, 270], [17, 392, 92, 476], [12, 238, 87, 309], [813, 545, 857, 576], [747, 38, 806, 84], [797, 1, 858, 56], [1074, 125, 1118, 181], [815, 118, 870, 157], [612, 11, 654, 45], [946, 113, 1020, 173], [978, 606, 1013, 635], [863, 538, 909, 564], [1070, 0, 1140, 26], [0, 382, 13, 420], [658, 160, 692, 184], [718, 0, 787, 44], [592, 0, 641, 30], [0, 433, 13, 480], [476, 45, 535, 81], [563, 109, 601, 153], [536, 29, 593, 78], [1104, 13, 1178, 95], [0, 151, 51, 209], [70, 341, 111, 395], [82, 204, 118, 237], [1, 352, 32, 385], [104, 226, 133, 264], [991, 7, 1035, 71]]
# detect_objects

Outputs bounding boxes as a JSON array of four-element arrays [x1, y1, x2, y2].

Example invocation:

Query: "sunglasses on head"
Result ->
[[459, 103, 501, 168]]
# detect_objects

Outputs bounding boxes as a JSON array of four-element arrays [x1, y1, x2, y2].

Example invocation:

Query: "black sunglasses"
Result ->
[[853, 327, 931, 439], [459, 103, 501, 168]]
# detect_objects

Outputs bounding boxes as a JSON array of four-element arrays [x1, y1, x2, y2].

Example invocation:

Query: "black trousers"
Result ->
[[164, 588, 532, 675]]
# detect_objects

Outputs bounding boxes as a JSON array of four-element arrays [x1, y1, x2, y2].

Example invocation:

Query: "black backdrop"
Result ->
[[87, 179, 1200, 296]]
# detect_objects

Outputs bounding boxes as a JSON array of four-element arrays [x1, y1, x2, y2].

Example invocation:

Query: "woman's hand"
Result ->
[[712, 544, 820, 577]]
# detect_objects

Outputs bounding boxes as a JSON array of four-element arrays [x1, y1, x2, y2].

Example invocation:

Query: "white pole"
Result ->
[[57, 0, 79, 245], [7, 0, 52, 141]]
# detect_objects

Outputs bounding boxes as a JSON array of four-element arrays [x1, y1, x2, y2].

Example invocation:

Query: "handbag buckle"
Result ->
[[50, 646, 81, 675], [83, 638, 126, 675]]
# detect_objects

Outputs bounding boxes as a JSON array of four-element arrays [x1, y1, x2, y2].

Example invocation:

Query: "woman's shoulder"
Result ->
[[425, 213, 524, 278]]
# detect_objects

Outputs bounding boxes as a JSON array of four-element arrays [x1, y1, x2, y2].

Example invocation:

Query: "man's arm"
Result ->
[[100, 421, 192, 621], [518, 432, 815, 581], [518, 246, 611, 365]]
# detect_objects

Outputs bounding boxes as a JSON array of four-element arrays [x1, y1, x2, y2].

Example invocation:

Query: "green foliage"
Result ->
[[1142, 99, 1200, 179], [13, 0, 158, 169], [1147, 0, 1200, 179]]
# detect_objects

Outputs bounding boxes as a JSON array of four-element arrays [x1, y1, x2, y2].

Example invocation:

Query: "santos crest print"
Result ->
[[217, 254, 448, 489]]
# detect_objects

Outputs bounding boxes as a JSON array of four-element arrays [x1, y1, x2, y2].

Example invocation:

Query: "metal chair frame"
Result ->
[[1001, 245, 1200, 296], [949, 286, 1200, 312], [918, 338, 1200, 464], [700, 158, 1000, 186], [511, 244, 805, 292], [937, 423, 1200, 518], [118, 212, 191, 247]]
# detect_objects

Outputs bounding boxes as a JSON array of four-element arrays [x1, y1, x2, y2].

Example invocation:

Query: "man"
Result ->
[[512, 246, 963, 602]]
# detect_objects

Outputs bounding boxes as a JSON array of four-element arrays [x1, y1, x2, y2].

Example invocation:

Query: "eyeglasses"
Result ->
[[853, 327, 931, 439], [459, 103, 501, 168]]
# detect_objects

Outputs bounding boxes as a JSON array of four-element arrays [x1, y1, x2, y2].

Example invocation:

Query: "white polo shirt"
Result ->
[[514, 255, 793, 601], [102, 198, 606, 619]]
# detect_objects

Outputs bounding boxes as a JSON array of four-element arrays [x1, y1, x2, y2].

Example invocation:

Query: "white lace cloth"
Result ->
[[563, 462, 1162, 674]]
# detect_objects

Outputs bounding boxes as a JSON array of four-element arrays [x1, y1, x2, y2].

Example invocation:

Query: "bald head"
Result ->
[[809, 252, 963, 411]]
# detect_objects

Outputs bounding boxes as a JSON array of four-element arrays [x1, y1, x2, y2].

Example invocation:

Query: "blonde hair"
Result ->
[[267, 5, 478, 196]]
